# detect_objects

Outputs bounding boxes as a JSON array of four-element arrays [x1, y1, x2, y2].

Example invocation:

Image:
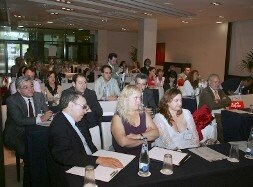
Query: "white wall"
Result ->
[[157, 24, 228, 81], [107, 31, 138, 66]]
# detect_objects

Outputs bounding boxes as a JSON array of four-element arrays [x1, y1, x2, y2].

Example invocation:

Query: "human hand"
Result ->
[[96, 157, 123, 169], [40, 110, 53, 122], [145, 108, 153, 115]]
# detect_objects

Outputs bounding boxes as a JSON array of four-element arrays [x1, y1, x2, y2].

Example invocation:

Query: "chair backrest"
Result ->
[[101, 122, 112, 150], [1, 105, 7, 131], [89, 125, 101, 150]]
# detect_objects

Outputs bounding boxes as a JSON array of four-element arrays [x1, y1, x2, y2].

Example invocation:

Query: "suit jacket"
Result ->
[[62, 87, 103, 125], [3, 92, 48, 155], [143, 88, 157, 110], [198, 86, 231, 110], [48, 112, 97, 186], [221, 78, 250, 95]]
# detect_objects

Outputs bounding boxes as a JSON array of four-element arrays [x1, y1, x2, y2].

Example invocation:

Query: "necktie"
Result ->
[[28, 99, 34, 117], [214, 90, 220, 100]]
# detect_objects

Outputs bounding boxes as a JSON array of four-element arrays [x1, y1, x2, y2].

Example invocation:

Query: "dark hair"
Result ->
[[144, 58, 151, 66], [45, 71, 58, 96], [72, 73, 86, 83], [108, 53, 117, 60], [135, 73, 147, 82], [156, 69, 164, 74], [186, 70, 199, 89], [242, 76, 253, 82], [17, 65, 27, 77], [23, 66, 36, 75], [119, 61, 126, 67], [59, 91, 82, 110], [159, 88, 182, 126], [148, 67, 156, 74], [101, 64, 112, 73]]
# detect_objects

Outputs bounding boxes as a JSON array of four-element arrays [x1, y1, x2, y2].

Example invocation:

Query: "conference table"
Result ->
[[65, 144, 253, 187]]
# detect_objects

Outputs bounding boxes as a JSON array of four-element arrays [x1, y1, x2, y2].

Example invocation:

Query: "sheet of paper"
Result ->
[[149, 147, 188, 166], [66, 150, 135, 182], [229, 141, 247, 152], [189, 147, 228, 162]]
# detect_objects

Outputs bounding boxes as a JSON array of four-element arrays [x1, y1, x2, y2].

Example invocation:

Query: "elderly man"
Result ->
[[199, 74, 231, 110], [10, 67, 42, 94], [48, 92, 122, 185], [3, 76, 52, 157], [61, 73, 102, 125], [94, 65, 120, 101], [135, 73, 157, 113]]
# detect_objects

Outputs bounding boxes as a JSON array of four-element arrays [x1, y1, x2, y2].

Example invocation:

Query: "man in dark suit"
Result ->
[[61, 73, 103, 126], [221, 76, 253, 95], [48, 92, 122, 185], [199, 74, 231, 110], [140, 58, 151, 75], [135, 73, 157, 113], [3, 76, 52, 157]]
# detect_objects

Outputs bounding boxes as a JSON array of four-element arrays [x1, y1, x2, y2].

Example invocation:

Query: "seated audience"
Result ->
[[10, 67, 42, 94], [10, 57, 24, 78], [199, 74, 231, 110], [153, 88, 199, 150], [48, 92, 123, 186], [118, 60, 128, 74], [129, 61, 141, 73], [135, 73, 157, 113], [62, 74, 102, 126], [111, 85, 159, 155], [164, 65, 177, 79], [221, 76, 253, 95], [180, 70, 200, 96], [140, 58, 151, 75], [94, 65, 120, 101], [156, 69, 165, 100], [44, 71, 62, 106], [3, 76, 52, 157], [147, 67, 157, 89], [177, 66, 191, 86], [107, 52, 119, 80], [164, 72, 177, 92]]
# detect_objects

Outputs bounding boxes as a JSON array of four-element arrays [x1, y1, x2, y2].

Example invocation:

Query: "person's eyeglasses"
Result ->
[[20, 85, 34, 90], [73, 102, 89, 110]]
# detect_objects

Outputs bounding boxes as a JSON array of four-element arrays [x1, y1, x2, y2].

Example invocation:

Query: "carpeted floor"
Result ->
[[5, 164, 23, 187]]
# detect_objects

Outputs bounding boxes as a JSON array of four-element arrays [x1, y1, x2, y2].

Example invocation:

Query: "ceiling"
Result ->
[[1, 0, 253, 32]]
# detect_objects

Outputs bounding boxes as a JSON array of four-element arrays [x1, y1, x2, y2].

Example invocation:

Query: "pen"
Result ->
[[110, 170, 119, 178], [178, 155, 191, 165]]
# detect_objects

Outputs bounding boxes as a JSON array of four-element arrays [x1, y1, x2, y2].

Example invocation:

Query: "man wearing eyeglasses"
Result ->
[[3, 76, 52, 157], [48, 92, 123, 185]]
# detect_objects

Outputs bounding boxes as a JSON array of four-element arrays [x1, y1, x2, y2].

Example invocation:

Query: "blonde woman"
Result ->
[[111, 85, 159, 155]]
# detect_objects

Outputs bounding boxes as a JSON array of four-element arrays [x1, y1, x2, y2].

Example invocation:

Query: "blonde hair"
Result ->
[[116, 85, 142, 124]]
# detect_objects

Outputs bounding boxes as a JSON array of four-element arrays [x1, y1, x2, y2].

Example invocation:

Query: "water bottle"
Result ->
[[102, 86, 108, 101], [245, 128, 253, 159], [138, 138, 150, 177]]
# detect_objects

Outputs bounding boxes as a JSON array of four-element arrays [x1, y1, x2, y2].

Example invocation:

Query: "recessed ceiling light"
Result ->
[[18, 15, 22, 18], [78, 28, 84, 31], [62, 7, 66, 10], [211, 2, 222, 6], [164, 2, 172, 5], [144, 12, 152, 16], [219, 16, 224, 19], [18, 25, 24, 28], [47, 21, 53, 24], [35, 23, 42, 26], [216, 21, 223, 24], [121, 27, 127, 31], [66, 8, 70, 11], [182, 20, 189, 24], [101, 19, 107, 22], [66, 1, 71, 4]]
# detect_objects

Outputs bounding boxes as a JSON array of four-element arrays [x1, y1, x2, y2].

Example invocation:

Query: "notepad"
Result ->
[[149, 147, 188, 166], [66, 150, 135, 182], [189, 147, 228, 162]]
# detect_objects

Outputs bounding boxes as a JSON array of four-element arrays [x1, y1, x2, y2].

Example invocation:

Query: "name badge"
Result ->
[[184, 132, 193, 140]]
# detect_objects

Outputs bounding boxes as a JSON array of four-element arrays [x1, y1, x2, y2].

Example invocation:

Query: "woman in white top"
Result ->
[[153, 88, 199, 150], [181, 70, 200, 96]]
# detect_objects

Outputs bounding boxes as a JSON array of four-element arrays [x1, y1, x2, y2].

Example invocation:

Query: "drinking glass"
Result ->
[[227, 144, 239, 163], [83, 165, 96, 187], [249, 104, 253, 114], [160, 154, 173, 175]]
